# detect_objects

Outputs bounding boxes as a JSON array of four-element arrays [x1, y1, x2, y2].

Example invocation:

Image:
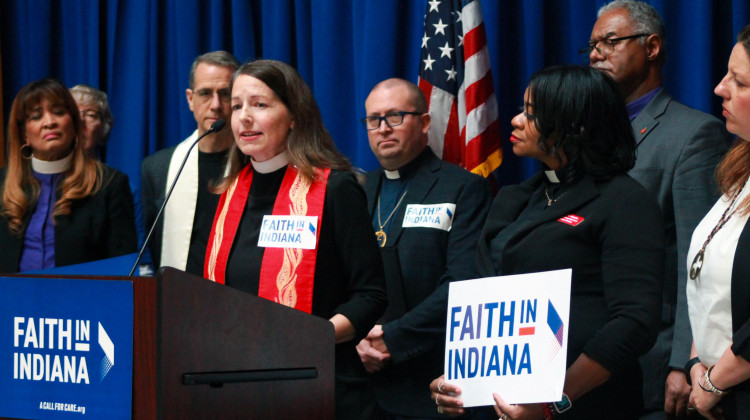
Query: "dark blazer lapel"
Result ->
[[477, 174, 600, 277], [8, 213, 30, 270], [476, 176, 538, 276], [388, 151, 440, 246], [363, 169, 382, 217], [732, 220, 750, 335], [542, 176, 600, 222], [631, 89, 671, 147], [511, 176, 600, 240]]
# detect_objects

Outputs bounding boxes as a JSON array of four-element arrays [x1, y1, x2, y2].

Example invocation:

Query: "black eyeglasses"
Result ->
[[578, 33, 650, 57], [80, 110, 102, 121], [361, 111, 422, 130]]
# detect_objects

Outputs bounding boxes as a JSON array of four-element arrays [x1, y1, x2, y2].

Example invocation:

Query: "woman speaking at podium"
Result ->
[[0, 78, 137, 273], [203, 59, 387, 418]]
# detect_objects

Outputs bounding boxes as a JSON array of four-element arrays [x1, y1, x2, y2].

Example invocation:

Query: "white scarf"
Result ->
[[160, 130, 200, 270]]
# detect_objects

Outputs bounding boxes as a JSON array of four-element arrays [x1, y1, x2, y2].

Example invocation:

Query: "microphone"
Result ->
[[129, 118, 226, 276]]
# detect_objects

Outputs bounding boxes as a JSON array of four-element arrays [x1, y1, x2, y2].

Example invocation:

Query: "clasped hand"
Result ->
[[356, 325, 391, 373]]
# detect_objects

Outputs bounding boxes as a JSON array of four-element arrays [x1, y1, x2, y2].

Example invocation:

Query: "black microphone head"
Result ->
[[210, 118, 226, 133]]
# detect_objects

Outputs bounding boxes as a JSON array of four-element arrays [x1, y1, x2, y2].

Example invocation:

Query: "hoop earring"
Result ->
[[20, 144, 33, 160]]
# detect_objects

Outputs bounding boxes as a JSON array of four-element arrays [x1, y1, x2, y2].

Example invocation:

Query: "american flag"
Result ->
[[418, 0, 502, 177]]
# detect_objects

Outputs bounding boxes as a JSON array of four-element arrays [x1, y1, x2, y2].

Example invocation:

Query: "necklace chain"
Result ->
[[544, 186, 565, 206], [375, 190, 408, 247], [690, 180, 747, 280]]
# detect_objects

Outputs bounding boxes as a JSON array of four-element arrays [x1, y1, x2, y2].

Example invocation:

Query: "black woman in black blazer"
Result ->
[[431, 66, 664, 420]]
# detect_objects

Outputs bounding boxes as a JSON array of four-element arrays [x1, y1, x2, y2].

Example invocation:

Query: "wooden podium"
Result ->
[[132, 267, 335, 419]]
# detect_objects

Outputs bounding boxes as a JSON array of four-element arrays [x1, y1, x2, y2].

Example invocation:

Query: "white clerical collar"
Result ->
[[384, 169, 400, 179], [544, 170, 561, 184], [31, 152, 74, 174], [252, 150, 290, 174]]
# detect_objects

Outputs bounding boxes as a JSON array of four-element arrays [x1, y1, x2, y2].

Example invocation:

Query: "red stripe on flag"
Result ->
[[442, 101, 463, 165], [464, 71, 495, 114], [418, 0, 500, 176], [519, 327, 536, 336], [463, 22, 487, 59], [418, 78, 434, 107], [466, 119, 501, 170]]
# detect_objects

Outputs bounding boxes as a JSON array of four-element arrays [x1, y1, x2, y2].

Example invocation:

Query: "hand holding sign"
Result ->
[[429, 375, 466, 417], [491, 392, 545, 420], [445, 269, 571, 407]]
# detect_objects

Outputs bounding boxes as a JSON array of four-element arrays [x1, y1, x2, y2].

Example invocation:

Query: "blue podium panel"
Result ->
[[0, 277, 133, 419]]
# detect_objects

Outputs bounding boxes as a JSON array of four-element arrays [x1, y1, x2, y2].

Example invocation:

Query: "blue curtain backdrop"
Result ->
[[2, 0, 749, 191]]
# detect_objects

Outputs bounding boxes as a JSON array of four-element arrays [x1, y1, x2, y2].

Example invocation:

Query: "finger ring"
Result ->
[[438, 380, 445, 393], [437, 405, 444, 414], [435, 395, 440, 406], [500, 414, 508, 420]]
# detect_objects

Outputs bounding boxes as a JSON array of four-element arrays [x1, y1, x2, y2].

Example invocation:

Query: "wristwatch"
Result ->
[[552, 393, 572, 414], [684, 357, 701, 386]]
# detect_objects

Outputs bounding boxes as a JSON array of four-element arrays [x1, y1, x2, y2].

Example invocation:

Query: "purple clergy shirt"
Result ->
[[627, 86, 662, 121], [19, 172, 61, 271]]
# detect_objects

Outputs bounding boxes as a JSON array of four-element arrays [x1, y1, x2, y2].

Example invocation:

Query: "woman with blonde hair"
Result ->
[[0, 78, 137, 272]]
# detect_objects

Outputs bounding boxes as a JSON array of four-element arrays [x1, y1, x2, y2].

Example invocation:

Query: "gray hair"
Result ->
[[189, 50, 240, 89], [69, 84, 114, 140], [598, 1, 665, 51]]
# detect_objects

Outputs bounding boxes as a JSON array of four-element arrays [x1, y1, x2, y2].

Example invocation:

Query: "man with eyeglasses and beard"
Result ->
[[357, 78, 491, 419], [586, 2, 732, 418]]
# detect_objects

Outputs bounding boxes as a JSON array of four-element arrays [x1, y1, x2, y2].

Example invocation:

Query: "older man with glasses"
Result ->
[[357, 78, 491, 419], [586, 2, 732, 419], [140, 51, 239, 276], [70, 84, 114, 161]]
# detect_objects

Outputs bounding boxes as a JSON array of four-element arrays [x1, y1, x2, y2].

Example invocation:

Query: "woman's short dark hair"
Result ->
[[529, 65, 636, 182]]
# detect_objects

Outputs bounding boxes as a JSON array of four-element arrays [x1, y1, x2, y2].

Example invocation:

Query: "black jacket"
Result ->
[[0, 165, 137, 273], [476, 172, 665, 419]]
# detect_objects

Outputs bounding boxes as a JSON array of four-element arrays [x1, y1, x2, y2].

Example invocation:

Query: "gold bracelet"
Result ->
[[699, 365, 730, 396]]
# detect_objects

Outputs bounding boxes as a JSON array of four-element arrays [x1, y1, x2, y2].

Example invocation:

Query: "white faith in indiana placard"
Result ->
[[444, 269, 571, 407]]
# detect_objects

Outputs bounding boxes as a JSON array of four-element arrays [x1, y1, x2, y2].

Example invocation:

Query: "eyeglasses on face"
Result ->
[[578, 33, 650, 57], [80, 110, 102, 121], [361, 111, 422, 130]]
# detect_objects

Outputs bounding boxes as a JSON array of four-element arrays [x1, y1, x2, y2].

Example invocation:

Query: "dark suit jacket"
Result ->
[[476, 172, 664, 419], [630, 89, 732, 409], [363, 148, 491, 418], [140, 144, 178, 269], [720, 219, 750, 418], [0, 165, 137, 273]]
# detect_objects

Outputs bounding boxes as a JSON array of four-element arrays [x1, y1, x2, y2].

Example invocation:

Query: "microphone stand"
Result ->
[[128, 119, 226, 276]]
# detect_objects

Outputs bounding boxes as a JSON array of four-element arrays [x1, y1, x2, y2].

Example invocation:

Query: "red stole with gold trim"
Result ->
[[204, 164, 330, 314]]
